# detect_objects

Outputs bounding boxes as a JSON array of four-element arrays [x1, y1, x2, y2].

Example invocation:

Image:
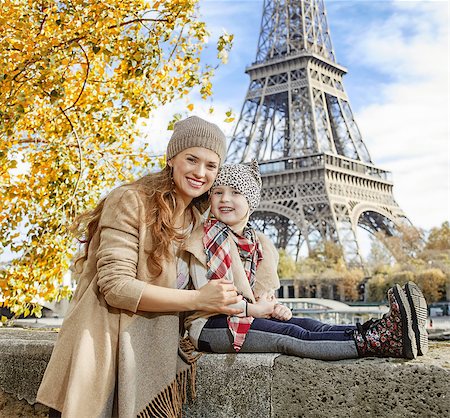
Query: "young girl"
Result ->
[[37, 116, 244, 418], [183, 162, 428, 360]]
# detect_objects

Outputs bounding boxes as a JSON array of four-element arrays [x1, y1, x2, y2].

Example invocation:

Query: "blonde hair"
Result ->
[[71, 166, 207, 276]]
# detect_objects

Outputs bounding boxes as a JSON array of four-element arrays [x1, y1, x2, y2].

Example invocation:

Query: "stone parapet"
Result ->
[[1, 328, 449, 417]]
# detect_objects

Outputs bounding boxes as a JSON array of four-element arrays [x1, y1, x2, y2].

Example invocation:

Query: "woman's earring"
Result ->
[[170, 167, 175, 187]]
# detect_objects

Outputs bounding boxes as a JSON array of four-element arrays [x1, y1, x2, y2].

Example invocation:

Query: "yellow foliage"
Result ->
[[0, 0, 233, 317], [415, 269, 447, 303], [341, 269, 364, 301], [366, 274, 392, 302], [366, 268, 447, 303], [277, 249, 297, 279]]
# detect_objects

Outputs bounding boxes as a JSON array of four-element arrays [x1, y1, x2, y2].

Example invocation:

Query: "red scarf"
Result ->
[[203, 218, 263, 351]]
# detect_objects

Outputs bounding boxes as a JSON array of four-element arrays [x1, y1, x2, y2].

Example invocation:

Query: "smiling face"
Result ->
[[168, 147, 220, 206], [210, 185, 250, 234]]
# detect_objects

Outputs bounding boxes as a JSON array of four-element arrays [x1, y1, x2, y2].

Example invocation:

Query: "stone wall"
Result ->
[[1, 328, 449, 417]]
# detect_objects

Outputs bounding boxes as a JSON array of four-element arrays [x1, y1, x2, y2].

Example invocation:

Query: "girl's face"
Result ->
[[210, 185, 250, 232], [168, 147, 220, 205]]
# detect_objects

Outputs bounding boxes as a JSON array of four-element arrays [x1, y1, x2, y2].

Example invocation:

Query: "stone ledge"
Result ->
[[0, 328, 449, 417]]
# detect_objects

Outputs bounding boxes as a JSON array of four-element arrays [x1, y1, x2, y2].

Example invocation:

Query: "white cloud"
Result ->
[[359, 79, 447, 161], [350, 4, 447, 80], [351, 2, 449, 229]]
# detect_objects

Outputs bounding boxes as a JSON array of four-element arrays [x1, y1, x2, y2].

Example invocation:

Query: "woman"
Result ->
[[37, 116, 242, 418]]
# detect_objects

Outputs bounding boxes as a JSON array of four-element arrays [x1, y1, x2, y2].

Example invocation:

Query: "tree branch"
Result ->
[[59, 17, 170, 48], [108, 17, 169, 29], [37, 14, 47, 35], [53, 105, 84, 214], [62, 42, 90, 112]]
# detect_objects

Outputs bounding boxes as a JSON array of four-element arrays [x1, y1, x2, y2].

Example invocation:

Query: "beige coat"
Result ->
[[37, 185, 193, 418], [182, 223, 281, 330]]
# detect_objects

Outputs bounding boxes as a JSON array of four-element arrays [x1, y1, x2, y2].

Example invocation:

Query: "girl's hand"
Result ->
[[195, 278, 244, 315], [271, 303, 292, 321], [247, 292, 276, 318]]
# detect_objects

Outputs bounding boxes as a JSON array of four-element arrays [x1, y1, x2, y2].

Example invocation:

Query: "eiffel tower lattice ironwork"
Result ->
[[227, 0, 409, 265]]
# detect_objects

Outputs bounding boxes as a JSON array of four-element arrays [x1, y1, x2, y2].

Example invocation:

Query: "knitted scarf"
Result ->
[[203, 218, 263, 351]]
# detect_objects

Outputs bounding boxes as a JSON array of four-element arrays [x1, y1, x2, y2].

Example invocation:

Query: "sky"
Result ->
[[145, 0, 449, 233]]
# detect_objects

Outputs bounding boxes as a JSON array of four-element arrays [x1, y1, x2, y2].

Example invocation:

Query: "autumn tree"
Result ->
[[425, 221, 450, 252], [0, 0, 232, 317], [365, 222, 450, 302], [366, 237, 394, 272], [366, 274, 391, 303], [415, 269, 447, 303], [304, 241, 346, 272], [277, 249, 297, 279], [340, 269, 364, 301], [420, 221, 450, 273], [373, 224, 424, 264], [282, 240, 364, 301], [276, 223, 449, 303]]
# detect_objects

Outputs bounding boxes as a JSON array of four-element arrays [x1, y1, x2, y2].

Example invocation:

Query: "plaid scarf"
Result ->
[[203, 218, 263, 351]]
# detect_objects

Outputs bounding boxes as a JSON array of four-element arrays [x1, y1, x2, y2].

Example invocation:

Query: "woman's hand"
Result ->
[[195, 278, 244, 315], [271, 303, 292, 321], [247, 292, 276, 318]]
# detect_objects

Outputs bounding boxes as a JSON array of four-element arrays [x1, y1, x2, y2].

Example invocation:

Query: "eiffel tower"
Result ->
[[227, 0, 409, 265]]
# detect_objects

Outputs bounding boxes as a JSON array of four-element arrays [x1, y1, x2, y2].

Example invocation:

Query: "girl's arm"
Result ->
[[247, 292, 276, 318], [248, 293, 292, 320], [271, 298, 293, 321]]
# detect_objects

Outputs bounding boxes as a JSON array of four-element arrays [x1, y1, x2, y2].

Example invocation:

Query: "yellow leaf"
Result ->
[[0, 0, 231, 316]]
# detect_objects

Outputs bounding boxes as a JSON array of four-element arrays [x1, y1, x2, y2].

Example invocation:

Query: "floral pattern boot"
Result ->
[[354, 284, 418, 359], [403, 281, 428, 356]]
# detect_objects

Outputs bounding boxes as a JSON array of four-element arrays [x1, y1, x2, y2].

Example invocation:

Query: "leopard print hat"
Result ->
[[211, 161, 262, 213]]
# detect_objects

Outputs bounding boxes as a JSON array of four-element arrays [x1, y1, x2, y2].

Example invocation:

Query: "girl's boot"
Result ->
[[403, 281, 428, 356], [354, 284, 417, 359]]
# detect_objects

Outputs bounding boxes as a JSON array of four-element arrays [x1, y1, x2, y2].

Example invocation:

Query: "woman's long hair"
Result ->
[[71, 165, 207, 276]]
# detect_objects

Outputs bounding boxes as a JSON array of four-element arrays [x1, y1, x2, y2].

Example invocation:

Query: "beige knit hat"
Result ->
[[166, 116, 227, 163], [212, 161, 262, 213]]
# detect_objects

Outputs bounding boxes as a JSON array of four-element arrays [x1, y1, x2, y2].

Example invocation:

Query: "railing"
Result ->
[[278, 297, 389, 325], [258, 153, 392, 182]]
